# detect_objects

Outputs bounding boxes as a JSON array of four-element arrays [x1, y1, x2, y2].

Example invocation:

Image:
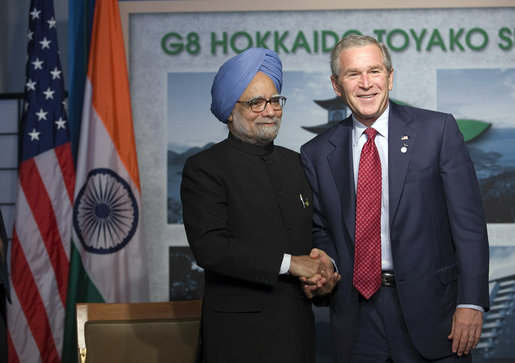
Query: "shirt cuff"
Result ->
[[330, 257, 338, 274], [280, 253, 291, 274], [457, 304, 484, 312]]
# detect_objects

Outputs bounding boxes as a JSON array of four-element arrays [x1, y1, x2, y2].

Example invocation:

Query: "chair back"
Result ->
[[76, 300, 202, 363]]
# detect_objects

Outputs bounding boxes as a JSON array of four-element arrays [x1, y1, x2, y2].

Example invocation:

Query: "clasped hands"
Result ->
[[289, 248, 341, 298]]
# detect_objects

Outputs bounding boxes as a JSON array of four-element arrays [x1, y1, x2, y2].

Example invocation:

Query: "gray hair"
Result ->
[[330, 34, 393, 78]]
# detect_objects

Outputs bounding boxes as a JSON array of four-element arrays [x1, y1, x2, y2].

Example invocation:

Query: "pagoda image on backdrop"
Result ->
[[302, 96, 348, 134]]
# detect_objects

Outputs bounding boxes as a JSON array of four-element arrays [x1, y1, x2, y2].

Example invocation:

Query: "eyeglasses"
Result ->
[[236, 96, 287, 113]]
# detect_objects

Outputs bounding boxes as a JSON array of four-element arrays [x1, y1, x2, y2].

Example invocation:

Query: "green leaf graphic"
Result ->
[[391, 101, 491, 143], [456, 119, 491, 143]]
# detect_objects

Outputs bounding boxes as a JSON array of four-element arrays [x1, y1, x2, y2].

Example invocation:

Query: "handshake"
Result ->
[[289, 248, 341, 298]]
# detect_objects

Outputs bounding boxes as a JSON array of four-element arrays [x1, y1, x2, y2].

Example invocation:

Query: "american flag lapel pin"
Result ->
[[401, 136, 409, 153]]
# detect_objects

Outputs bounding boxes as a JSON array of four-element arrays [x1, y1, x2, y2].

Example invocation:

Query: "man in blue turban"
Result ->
[[181, 48, 339, 363], [211, 47, 283, 124]]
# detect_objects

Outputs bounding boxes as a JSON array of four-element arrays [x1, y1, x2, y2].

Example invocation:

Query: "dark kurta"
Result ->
[[181, 133, 315, 363]]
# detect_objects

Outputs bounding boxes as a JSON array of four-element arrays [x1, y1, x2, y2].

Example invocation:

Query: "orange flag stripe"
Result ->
[[87, 0, 141, 191]]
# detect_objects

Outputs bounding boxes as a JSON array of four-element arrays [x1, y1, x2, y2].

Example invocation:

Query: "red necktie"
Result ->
[[353, 127, 382, 299]]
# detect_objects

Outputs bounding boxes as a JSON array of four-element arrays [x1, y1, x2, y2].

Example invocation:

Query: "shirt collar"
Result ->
[[351, 105, 389, 146]]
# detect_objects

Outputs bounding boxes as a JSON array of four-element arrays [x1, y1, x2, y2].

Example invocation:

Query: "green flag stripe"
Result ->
[[62, 242, 104, 363]]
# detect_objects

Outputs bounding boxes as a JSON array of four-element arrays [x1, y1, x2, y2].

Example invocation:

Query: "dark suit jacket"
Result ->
[[181, 133, 315, 363], [300, 101, 490, 361]]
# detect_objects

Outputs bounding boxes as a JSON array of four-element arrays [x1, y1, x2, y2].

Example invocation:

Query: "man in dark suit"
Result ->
[[300, 35, 489, 362], [0, 209, 11, 363], [181, 47, 337, 363]]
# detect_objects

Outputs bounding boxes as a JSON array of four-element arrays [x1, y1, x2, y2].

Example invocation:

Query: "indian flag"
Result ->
[[62, 0, 149, 359]]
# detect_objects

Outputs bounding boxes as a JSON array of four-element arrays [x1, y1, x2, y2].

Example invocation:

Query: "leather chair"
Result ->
[[76, 300, 201, 363]]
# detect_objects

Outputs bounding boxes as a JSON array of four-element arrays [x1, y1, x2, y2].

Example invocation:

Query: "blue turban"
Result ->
[[210, 48, 283, 123]]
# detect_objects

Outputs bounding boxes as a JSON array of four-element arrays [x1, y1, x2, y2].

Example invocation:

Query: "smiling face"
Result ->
[[331, 44, 393, 127], [228, 71, 282, 145]]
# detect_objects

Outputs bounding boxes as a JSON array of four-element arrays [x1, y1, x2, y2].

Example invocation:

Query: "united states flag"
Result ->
[[7, 0, 75, 362]]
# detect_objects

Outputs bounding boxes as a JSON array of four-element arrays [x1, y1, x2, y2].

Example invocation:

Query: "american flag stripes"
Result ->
[[7, 0, 75, 361]]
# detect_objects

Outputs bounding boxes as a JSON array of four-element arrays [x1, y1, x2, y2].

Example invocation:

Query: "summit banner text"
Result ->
[[161, 27, 515, 55]]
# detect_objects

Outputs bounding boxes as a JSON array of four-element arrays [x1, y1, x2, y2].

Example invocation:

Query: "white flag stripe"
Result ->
[[7, 282, 41, 363], [73, 80, 147, 302], [35, 149, 73, 258], [13, 185, 66, 346]]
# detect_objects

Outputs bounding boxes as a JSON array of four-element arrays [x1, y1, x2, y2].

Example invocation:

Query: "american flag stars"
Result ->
[[55, 117, 66, 130], [31, 57, 44, 70], [35, 108, 48, 121], [39, 37, 51, 49], [25, 78, 36, 91], [43, 87, 55, 99], [22, 3, 68, 156], [47, 17, 56, 29], [50, 67, 61, 79], [30, 7, 41, 20], [28, 129, 41, 141]]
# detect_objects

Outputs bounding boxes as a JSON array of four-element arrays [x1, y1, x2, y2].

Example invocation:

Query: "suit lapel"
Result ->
[[388, 102, 416, 224], [327, 119, 356, 242]]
